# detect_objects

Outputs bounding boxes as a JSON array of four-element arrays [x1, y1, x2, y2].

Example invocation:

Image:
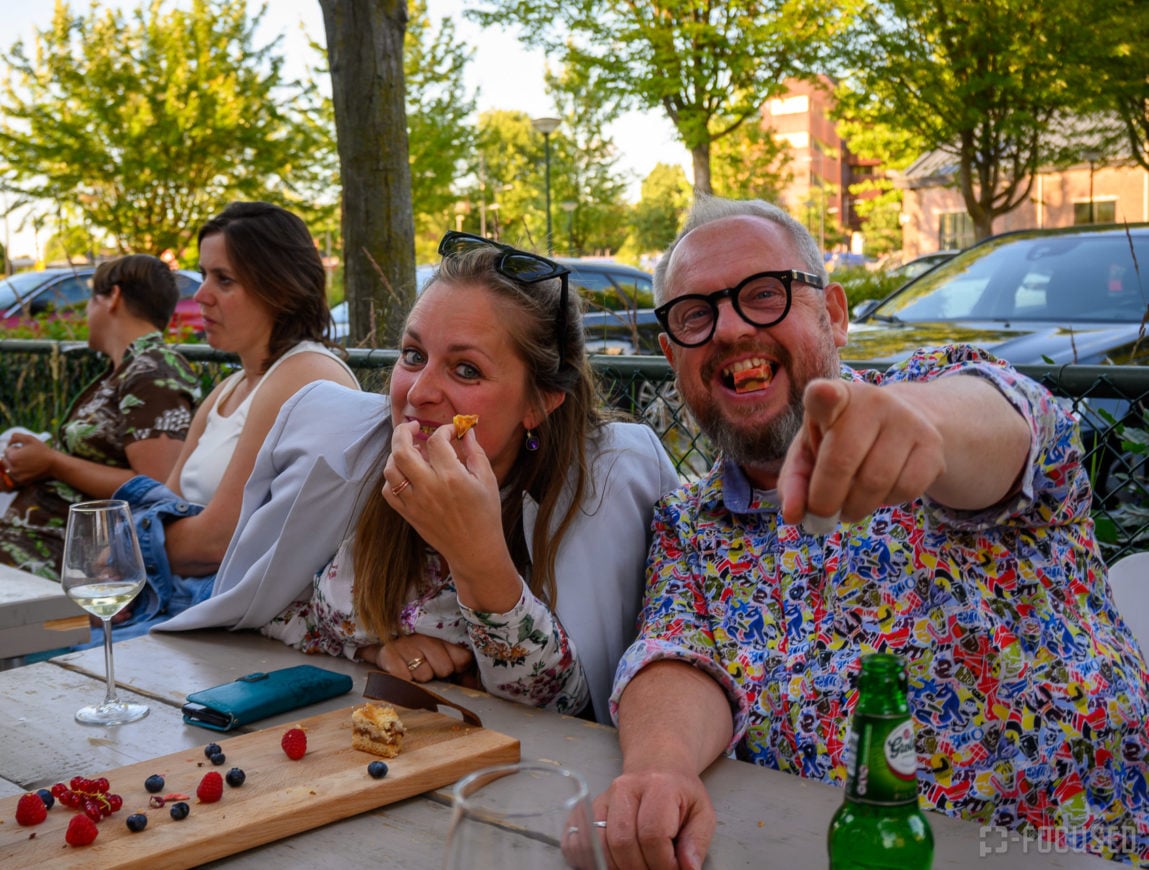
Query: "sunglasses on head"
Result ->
[[437, 231, 571, 368]]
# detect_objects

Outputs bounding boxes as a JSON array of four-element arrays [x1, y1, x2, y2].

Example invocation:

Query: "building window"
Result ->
[[1074, 199, 1117, 225], [769, 95, 809, 115], [938, 211, 975, 250]]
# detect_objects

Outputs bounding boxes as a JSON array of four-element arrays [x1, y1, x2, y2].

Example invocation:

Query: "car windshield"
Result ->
[[871, 232, 1149, 323], [0, 271, 59, 310]]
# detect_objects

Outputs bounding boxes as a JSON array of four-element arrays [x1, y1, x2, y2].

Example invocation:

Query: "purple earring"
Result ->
[[525, 430, 540, 452]]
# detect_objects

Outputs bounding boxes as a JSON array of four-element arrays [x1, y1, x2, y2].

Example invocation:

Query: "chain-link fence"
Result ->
[[3, 340, 1146, 562]]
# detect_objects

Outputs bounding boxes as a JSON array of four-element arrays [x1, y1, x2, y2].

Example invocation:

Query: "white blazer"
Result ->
[[157, 380, 680, 722]]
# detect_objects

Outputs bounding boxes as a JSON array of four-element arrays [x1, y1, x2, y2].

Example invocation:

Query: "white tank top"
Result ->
[[179, 341, 356, 505]]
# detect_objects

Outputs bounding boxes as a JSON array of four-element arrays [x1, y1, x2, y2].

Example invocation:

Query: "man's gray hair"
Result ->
[[653, 195, 829, 304]]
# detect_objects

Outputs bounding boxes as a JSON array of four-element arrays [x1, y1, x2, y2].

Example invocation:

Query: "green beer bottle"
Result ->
[[827, 653, 933, 869]]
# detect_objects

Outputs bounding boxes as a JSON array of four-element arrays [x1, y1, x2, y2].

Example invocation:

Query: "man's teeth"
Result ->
[[724, 359, 774, 393]]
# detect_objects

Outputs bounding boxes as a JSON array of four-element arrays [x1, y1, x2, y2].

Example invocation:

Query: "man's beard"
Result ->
[[690, 377, 805, 467], [681, 332, 839, 469]]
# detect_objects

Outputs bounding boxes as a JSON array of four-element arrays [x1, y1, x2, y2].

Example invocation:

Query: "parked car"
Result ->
[[845, 224, 1149, 366], [883, 250, 961, 283], [330, 258, 662, 354], [0, 266, 203, 338], [845, 223, 1149, 499]]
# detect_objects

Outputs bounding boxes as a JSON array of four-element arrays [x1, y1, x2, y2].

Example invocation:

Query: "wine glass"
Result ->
[[61, 499, 149, 726], [444, 761, 605, 869]]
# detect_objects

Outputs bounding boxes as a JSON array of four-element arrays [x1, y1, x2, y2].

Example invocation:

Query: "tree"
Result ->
[[709, 117, 789, 203], [468, 0, 852, 196], [1090, 0, 1149, 171], [0, 0, 326, 259], [840, 0, 1100, 240], [405, 0, 477, 259], [631, 163, 691, 255], [320, 0, 415, 348]]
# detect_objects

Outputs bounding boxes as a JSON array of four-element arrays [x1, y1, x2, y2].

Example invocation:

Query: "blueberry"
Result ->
[[36, 787, 54, 809], [367, 761, 389, 779], [170, 801, 190, 820], [126, 813, 148, 832], [225, 767, 246, 787], [144, 774, 165, 793], [203, 742, 222, 759], [209, 751, 226, 766]]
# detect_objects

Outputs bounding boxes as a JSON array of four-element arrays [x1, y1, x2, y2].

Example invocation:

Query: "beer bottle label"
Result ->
[[844, 714, 919, 805]]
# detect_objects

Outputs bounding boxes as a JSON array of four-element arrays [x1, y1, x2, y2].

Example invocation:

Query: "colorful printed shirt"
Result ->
[[611, 346, 1149, 864], [262, 535, 589, 715], [0, 333, 199, 579]]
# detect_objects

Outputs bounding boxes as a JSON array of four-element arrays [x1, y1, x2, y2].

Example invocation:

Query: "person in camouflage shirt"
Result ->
[[0, 255, 199, 579]]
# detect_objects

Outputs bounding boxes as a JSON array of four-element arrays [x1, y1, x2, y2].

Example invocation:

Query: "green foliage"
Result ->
[[404, 1, 477, 257], [832, 266, 904, 313], [709, 118, 789, 203], [0, 0, 328, 259], [467, 0, 859, 194], [630, 164, 691, 255], [1083, 0, 1149, 172], [839, 0, 1103, 240]]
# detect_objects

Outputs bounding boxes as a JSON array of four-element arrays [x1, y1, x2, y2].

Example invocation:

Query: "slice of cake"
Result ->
[[352, 703, 407, 758]]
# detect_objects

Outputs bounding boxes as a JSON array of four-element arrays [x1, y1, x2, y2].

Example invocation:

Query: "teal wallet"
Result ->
[[182, 665, 354, 732]]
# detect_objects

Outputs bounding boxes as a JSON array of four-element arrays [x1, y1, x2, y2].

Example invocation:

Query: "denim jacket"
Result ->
[[113, 475, 212, 633]]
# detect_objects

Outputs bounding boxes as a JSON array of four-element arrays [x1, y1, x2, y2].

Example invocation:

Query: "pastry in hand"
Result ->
[[352, 703, 407, 758], [452, 414, 479, 439]]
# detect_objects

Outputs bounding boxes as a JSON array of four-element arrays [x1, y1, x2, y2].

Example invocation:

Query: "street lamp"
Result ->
[[531, 116, 561, 256], [1082, 148, 1101, 224]]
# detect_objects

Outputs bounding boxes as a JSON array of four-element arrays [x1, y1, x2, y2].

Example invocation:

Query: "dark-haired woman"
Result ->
[[108, 202, 359, 634]]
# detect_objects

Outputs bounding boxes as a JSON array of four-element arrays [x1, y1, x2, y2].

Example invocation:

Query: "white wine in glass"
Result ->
[[61, 499, 149, 726]]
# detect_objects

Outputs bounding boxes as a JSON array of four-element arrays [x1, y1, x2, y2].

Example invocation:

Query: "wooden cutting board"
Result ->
[[0, 701, 520, 868]]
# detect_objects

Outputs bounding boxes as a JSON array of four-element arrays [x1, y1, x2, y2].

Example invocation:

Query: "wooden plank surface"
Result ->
[[0, 702, 518, 869], [0, 564, 89, 657]]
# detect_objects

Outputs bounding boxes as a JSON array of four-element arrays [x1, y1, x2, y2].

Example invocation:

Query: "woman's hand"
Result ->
[[4, 436, 54, 485], [358, 634, 474, 684], [381, 422, 523, 613]]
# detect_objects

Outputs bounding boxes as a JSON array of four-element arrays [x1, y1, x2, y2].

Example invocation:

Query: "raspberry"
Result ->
[[16, 792, 48, 826], [126, 813, 148, 833], [281, 727, 307, 760], [65, 813, 100, 846], [170, 801, 190, 821], [225, 767, 246, 787], [367, 761, 389, 779], [145, 774, 165, 793], [36, 788, 54, 810], [196, 771, 223, 804]]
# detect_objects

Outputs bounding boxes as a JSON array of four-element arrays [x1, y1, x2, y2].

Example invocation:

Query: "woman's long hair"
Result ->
[[353, 245, 604, 640]]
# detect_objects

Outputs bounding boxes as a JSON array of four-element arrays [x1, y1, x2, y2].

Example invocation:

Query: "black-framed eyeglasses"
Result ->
[[437, 230, 571, 367], [654, 269, 825, 348]]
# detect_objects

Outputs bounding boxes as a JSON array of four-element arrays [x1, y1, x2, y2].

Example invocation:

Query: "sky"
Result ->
[[0, 0, 691, 259]]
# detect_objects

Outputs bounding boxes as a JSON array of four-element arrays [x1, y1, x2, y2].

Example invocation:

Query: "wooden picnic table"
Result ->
[[0, 630, 1115, 868]]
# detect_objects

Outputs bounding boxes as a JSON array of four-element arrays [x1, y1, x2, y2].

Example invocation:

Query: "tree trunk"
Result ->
[[320, 0, 415, 347], [691, 142, 713, 196]]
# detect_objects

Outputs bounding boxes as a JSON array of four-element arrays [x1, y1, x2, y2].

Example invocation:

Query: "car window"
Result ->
[[0, 272, 64, 311], [874, 233, 1149, 323], [32, 275, 93, 313]]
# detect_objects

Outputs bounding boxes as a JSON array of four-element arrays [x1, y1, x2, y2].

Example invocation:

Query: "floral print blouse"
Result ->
[[0, 332, 199, 579], [611, 346, 1149, 864], [262, 535, 590, 715]]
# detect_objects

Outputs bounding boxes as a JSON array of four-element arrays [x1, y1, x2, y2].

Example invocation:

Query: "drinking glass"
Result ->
[[444, 762, 605, 869], [61, 499, 149, 725]]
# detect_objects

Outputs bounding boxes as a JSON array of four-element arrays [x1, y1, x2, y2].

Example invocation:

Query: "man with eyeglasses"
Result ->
[[590, 196, 1149, 868]]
